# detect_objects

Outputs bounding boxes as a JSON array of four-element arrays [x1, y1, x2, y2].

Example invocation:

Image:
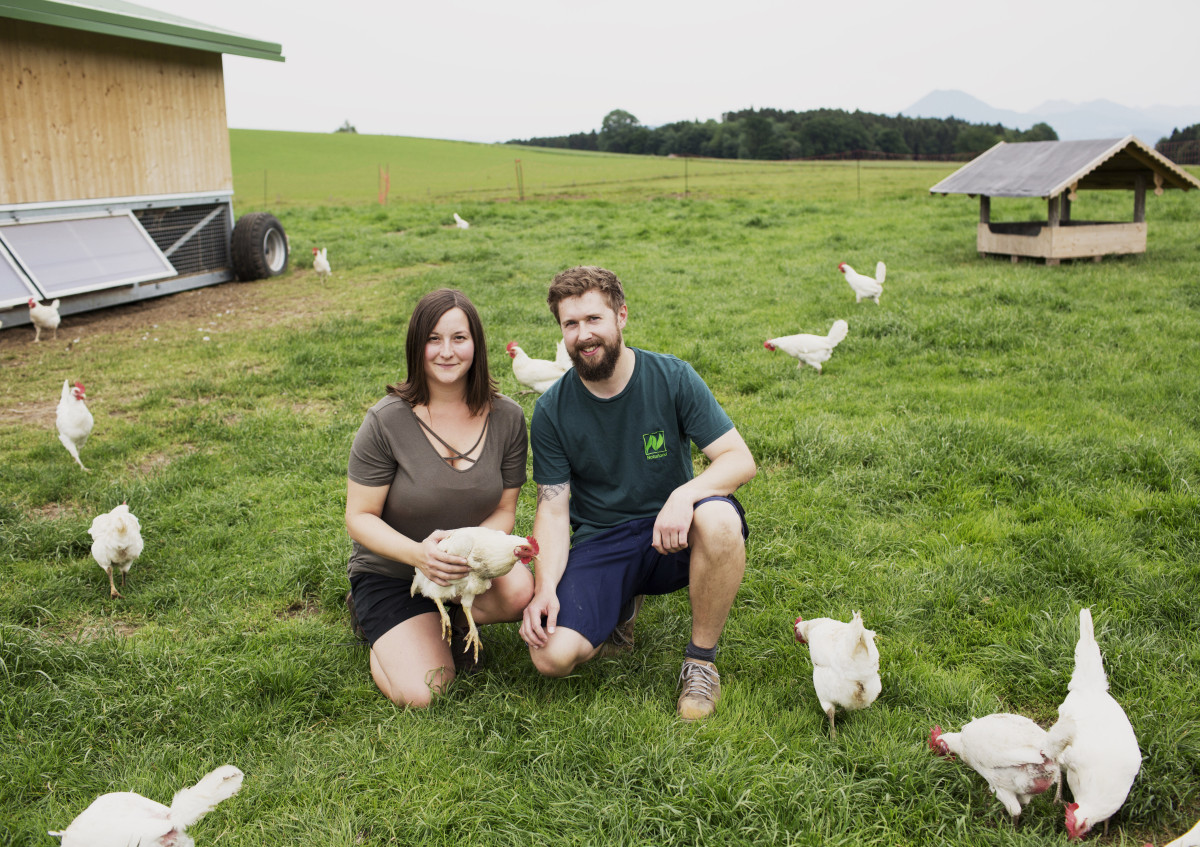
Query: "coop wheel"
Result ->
[[231, 212, 289, 281]]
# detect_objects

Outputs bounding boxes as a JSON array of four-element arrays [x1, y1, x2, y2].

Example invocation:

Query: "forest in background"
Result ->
[[506, 107, 1059, 160], [508, 107, 1200, 163]]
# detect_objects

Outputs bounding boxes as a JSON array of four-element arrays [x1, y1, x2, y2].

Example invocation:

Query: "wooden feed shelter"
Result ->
[[929, 136, 1200, 265], [0, 0, 287, 329]]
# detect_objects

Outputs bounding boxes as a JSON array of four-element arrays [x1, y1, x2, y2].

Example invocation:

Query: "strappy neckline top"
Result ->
[[413, 410, 490, 469]]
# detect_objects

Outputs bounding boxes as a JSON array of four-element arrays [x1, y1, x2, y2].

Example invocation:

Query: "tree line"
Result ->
[[506, 107, 1059, 160], [1155, 123, 1200, 165]]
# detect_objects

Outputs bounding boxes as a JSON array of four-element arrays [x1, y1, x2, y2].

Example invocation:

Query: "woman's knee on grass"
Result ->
[[529, 631, 594, 677]]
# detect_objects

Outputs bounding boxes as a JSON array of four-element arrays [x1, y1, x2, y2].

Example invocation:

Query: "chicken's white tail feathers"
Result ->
[[168, 765, 244, 828], [51, 299, 60, 308], [1068, 607, 1109, 692], [827, 319, 849, 347], [1044, 713, 1077, 760], [60, 379, 71, 401], [848, 610, 872, 655], [875, 262, 886, 284]]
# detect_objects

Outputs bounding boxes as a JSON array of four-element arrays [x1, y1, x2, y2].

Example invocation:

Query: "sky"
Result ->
[[146, 0, 1200, 144]]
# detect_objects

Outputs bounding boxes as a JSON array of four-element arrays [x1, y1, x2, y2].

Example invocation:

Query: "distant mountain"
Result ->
[[901, 89, 1200, 143]]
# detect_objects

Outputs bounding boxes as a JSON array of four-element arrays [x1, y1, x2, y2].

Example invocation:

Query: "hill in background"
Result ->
[[902, 89, 1200, 142]]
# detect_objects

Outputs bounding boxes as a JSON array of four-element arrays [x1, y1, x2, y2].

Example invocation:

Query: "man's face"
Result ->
[[558, 290, 626, 382]]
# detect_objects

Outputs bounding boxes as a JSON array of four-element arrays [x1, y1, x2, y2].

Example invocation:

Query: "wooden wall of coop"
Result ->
[[0, 18, 233, 205]]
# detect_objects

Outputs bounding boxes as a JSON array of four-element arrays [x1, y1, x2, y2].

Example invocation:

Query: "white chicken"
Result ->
[[411, 527, 538, 662], [839, 261, 885, 303], [506, 341, 569, 394], [453, 212, 470, 229], [764, 319, 848, 374], [29, 297, 62, 342], [793, 611, 881, 739], [49, 764, 243, 847], [554, 338, 573, 372], [929, 714, 1059, 824], [1044, 608, 1141, 841], [1160, 818, 1200, 847], [56, 379, 94, 471], [312, 247, 332, 278], [89, 503, 144, 599]]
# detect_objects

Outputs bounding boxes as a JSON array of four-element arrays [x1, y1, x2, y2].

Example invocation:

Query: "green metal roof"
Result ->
[[0, 0, 284, 61]]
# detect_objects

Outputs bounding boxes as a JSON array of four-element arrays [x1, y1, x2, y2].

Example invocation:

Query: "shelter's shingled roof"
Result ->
[[930, 136, 1200, 199], [0, 0, 284, 61]]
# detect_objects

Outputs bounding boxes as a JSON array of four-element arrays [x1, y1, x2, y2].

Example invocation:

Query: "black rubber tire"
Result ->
[[231, 212, 289, 281]]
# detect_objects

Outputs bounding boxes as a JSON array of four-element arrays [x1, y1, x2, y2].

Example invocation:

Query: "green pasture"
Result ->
[[230, 128, 953, 206], [2, 136, 1199, 846]]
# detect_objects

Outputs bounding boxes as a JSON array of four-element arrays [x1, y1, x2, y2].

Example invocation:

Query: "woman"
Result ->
[[345, 288, 533, 707]]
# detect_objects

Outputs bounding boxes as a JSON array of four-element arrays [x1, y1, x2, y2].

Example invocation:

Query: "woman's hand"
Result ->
[[414, 530, 471, 586]]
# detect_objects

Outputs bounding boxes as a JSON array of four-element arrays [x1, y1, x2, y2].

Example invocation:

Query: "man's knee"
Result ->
[[529, 631, 594, 677], [690, 499, 745, 551]]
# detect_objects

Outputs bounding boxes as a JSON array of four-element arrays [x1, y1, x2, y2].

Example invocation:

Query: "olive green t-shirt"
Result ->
[[347, 394, 527, 579]]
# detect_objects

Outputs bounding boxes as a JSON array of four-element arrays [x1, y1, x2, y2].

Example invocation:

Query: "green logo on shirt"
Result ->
[[643, 430, 667, 460]]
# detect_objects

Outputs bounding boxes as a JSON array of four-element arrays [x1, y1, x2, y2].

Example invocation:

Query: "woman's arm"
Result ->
[[345, 480, 468, 586], [478, 486, 520, 535]]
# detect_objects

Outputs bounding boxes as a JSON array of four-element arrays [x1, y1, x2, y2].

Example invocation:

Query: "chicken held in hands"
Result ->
[[49, 764, 243, 847], [411, 527, 538, 663], [506, 341, 569, 394], [839, 261, 885, 303], [765, 319, 848, 374], [794, 611, 881, 739], [929, 714, 1059, 825], [29, 297, 62, 342], [56, 380, 94, 471]]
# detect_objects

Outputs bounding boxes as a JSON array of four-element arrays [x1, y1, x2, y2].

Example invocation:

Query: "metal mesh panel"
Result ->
[[135, 203, 231, 276]]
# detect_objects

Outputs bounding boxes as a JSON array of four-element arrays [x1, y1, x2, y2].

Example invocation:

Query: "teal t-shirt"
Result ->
[[531, 347, 734, 545]]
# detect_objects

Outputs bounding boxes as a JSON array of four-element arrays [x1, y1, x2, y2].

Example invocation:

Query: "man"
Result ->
[[519, 266, 756, 720]]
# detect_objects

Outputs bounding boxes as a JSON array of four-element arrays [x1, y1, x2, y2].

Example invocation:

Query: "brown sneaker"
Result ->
[[346, 590, 367, 643], [677, 658, 721, 721], [597, 595, 644, 658]]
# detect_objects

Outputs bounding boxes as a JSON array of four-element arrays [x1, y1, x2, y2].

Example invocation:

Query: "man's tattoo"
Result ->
[[537, 483, 568, 504]]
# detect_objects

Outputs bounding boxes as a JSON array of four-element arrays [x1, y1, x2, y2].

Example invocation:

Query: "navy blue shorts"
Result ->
[[555, 495, 748, 647], [349, 572, 445, 647]]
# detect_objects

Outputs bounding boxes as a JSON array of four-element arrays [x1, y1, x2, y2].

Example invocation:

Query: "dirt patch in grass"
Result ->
[[30, 501, 74, 520], [277, 597, 322, 619], [0, 268, 334, 354], [1, 399, 57, 428], [74, 620, 141, 641]]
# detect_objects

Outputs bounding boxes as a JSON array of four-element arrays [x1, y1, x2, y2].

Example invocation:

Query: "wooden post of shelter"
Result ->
[[1134, 174, 1146, 223], [979, 195, 990, 224]]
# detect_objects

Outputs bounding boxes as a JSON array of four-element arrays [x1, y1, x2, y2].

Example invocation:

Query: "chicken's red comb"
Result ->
[[763, 341, 775, 351], [838, 262, 847, 271], [525, 536, 539, 555], [506, 341, 517, 351], [74, 381, 86, 392], [928, 726, 943, 751], [312, 246, 319, 253]]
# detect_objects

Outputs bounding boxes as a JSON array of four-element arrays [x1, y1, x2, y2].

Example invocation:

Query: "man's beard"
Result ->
[[570, 331, 623, 381]]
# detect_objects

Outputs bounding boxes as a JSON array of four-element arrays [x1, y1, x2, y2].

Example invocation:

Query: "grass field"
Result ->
[[2, 135, 1199, 846]]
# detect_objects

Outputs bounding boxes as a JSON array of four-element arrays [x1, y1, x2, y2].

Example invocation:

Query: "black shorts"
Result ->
[[349, 572, 446, 646]]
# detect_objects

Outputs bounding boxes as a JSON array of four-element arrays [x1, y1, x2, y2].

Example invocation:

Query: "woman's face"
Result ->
[[423, 307, 475, 390]]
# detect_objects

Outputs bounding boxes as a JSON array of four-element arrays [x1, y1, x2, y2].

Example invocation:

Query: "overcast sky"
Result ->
[[148, 0, 1200, 144]]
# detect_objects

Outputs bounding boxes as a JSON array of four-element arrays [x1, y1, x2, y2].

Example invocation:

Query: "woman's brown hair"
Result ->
[[388, 288, 497, 416]]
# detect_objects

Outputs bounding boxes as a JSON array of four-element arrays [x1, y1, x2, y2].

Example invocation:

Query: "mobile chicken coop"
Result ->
[[930, 136, 1200, 264], [0, 0, 287, 329]]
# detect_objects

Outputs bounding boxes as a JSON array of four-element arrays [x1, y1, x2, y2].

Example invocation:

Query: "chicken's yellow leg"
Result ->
[[460, 603, 482, 664], [107, 568, 123, 599], [432, 597, 452, 642]]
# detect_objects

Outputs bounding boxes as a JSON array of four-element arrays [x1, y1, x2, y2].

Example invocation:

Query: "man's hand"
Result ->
[[652, 491, 695, 555], [520, 590, 560, 648]]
